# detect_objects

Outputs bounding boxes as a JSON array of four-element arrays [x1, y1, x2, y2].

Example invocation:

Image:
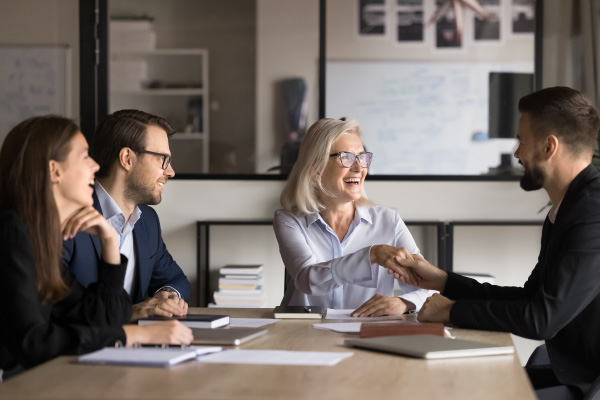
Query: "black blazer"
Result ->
[[445, 164, 600, 392], [0, 209, 131, 376]]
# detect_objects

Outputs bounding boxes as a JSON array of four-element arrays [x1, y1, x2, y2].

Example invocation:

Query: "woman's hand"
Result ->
[[370, 245, 418, 285], [62, 206, 120, 265], [123, 321, 193, 346], [351, 294, 414, 317]]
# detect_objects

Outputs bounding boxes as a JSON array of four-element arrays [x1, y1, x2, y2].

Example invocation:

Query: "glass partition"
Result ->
[[95, 0, 538, 178], [324, 0, 536, 177]]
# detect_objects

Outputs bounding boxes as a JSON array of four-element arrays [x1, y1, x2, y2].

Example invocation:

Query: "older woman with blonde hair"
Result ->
[[274, 118, 434, 316]]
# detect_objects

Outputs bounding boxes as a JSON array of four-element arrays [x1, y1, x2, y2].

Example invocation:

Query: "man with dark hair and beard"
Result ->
[[63, 110, 190, 321], [387, 87, 600, 400]]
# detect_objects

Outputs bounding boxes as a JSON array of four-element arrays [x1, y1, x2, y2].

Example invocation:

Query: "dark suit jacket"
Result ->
[[445, 164, 600, 392], [62, 192, 190, 304], [0, 209, 130, 377]]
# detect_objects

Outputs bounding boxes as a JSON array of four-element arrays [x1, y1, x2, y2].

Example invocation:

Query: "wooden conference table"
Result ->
[[0, 308, 535, 400]]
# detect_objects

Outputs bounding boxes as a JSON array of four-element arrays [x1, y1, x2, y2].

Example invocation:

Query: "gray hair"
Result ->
[[280, 118, 370, 215]]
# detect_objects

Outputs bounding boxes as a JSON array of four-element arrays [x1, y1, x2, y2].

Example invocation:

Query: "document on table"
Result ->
[[198, 349, 353, 366], [324, 309, 404, 321], [313, 322, 362, 333], [229, 318, 279, 328]]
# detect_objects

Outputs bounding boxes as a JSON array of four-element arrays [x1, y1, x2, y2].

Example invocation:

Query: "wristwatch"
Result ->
[[155, 287, 180, 297]]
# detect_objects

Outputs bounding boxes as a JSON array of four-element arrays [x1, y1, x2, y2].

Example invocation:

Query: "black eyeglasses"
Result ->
[[132, 149, 172, 170], [329, 151, 373, 168]]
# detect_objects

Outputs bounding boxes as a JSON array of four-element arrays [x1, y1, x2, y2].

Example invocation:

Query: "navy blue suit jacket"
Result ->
[[62, 192, 190, 304]]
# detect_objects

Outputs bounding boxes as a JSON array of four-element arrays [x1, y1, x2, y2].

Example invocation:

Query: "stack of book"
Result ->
[[213, 265, 266, 307]]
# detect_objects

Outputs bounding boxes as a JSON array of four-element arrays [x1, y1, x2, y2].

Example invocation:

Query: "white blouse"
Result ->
[[273, 205, 435, 310]]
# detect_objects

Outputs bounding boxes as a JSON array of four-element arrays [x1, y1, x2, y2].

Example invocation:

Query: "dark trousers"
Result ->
[[527, 365, 583, 400]]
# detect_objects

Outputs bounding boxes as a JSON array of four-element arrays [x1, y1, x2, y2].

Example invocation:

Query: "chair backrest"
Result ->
[[526, 344, 550, 367], [584, 375, 600, 400]]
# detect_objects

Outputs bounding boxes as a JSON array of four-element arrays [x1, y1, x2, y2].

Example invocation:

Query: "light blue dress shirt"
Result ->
[[274, 205, 435, 310], [95, 181, 181, 298]]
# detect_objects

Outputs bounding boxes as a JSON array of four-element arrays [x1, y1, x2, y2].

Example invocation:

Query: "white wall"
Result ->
[[0, 0, 79, 121], [255, 0, 320, 173]]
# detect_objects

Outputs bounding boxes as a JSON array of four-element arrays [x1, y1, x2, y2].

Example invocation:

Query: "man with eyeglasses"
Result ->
[[63, 109, 190, 321]]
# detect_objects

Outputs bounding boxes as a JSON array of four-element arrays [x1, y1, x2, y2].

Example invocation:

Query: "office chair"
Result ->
[[526, 344, 600, 400], [525, 344, 550, 367]]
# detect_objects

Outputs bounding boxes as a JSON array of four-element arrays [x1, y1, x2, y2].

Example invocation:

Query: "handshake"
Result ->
[[370, 244, 455, 323]]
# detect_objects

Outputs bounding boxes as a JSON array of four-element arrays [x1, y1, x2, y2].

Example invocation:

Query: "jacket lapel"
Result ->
[[90, 191, 103, 259], [133, 216, 151, 302]]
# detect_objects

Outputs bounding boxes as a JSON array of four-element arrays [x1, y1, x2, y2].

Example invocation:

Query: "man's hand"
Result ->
[[131, 291, 188, 321], [351, 294, 414, 317], [370, 245, 418, 286], [417, 293, 454, 323], [388, 254, 448, 292]]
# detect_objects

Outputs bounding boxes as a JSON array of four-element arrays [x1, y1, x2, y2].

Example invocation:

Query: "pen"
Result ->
[[304, 306, 312, 312]]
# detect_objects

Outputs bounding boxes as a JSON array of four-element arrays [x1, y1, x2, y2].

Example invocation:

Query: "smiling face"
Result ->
[[320, 133, 367, 206], [514, 113, 546, 191], [124, 125, 175, 206], [52, 132, 99, 217]]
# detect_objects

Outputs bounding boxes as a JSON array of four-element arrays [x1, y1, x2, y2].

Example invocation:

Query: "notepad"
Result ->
[[77, 347, 199, 367], [138, 314, 230, 328]]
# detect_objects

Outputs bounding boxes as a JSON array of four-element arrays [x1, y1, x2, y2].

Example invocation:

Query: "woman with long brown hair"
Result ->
[[0, 115, 192, 379]]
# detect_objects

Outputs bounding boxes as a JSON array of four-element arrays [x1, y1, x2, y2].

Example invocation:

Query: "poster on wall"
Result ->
[[512, 0, 535, 34], [396, 0, 424, 42], [435, 0, 461, 48], [359, 0, 386, 35], [474, 0, 501, 41]]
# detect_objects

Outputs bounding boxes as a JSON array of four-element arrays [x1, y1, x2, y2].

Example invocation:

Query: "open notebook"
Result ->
[[345, 334, 514, 359]]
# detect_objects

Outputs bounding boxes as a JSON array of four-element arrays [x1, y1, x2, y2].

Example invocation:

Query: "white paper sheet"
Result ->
[[324, 308, 404, 321], [313, 322, 363, 333], [229, 318, 279, 328], [197, 349, 353, 366]]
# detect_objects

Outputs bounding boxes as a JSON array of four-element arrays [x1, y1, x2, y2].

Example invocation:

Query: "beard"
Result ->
[[124, 166, 163, 206], [520, 158, 545, 192]]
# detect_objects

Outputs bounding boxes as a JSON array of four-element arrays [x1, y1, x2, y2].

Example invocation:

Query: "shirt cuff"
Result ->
[[398, 288, 437, 311], [154, 286, 181, 298]]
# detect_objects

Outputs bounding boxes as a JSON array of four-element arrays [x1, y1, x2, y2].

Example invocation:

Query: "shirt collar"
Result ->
[[94, 181, 142, 228], [548, 199, 562, 224], [306, 204, 373, 227]]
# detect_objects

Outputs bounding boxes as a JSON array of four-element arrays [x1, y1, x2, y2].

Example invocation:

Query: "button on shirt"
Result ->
[[95, 181, 141, 295], [274, 205, 435, 310]]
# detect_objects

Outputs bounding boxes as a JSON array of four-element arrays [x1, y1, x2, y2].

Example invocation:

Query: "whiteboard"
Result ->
[[0, 46, 70, 143], [326, 61, 533, 175]]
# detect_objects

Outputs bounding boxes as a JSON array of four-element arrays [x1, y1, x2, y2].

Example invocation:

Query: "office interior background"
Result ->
[[0, 0, 597, 365]]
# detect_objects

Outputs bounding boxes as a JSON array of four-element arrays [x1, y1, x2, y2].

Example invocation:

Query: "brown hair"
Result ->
[[0, 115, 80, 303], [92, 109, 175, 178], [519, 86, 600, 156]]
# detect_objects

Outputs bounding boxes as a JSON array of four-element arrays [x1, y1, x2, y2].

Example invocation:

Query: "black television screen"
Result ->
[[489, 72, 534, 138]]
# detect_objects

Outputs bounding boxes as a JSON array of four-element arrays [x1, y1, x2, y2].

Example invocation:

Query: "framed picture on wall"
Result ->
[[435, 1, 461, 48], [474, 0, 501, 41], [511, 0, 535, 34], [359, 0, 386, 35], [395, 0, 424, 42]]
